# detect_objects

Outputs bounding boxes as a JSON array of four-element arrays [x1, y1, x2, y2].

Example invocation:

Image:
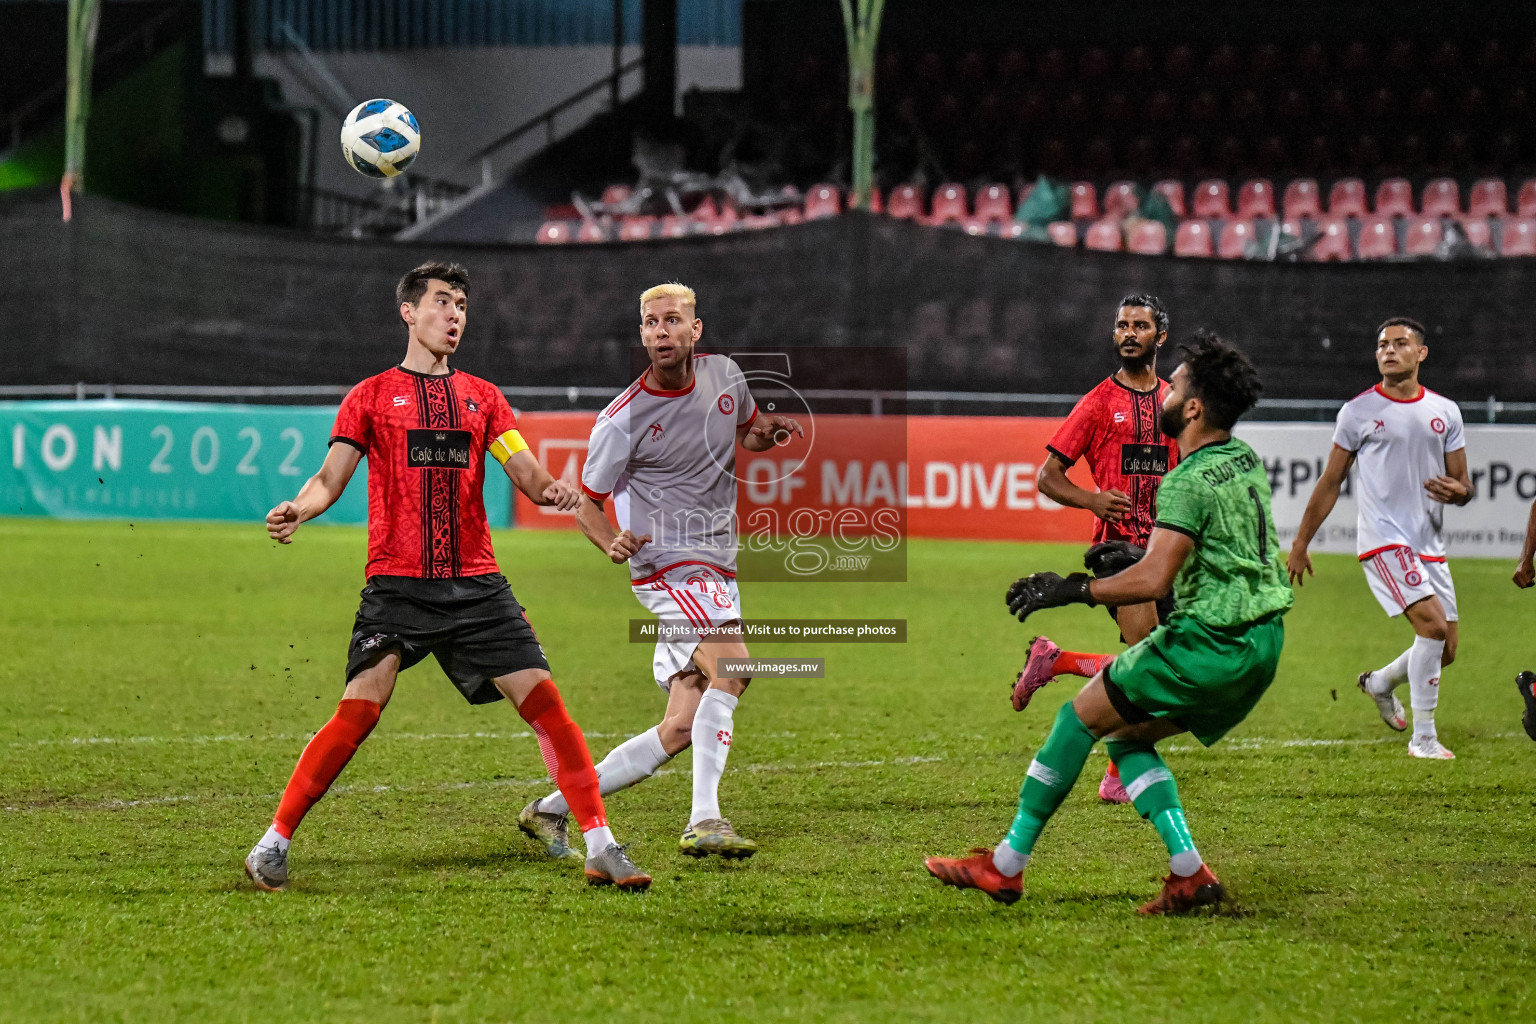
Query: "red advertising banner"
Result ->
[[513, 412, 1098, 543]]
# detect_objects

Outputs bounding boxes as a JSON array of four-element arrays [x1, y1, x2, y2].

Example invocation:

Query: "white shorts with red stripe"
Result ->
[[631, 563, 743, 691], [1360, 546, 1458, 621]]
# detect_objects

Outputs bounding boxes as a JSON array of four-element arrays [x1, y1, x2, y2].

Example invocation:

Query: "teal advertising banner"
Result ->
[[0, 401, 512, 527]]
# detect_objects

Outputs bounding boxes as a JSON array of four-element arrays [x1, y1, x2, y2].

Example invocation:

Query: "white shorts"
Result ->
[[631, 563, 743, 691], [1360, 547, 1458, 621]]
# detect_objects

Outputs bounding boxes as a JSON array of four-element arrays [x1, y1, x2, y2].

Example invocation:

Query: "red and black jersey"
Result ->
[[1046, 375, 1178, 546], [332, 366, 517, 579]]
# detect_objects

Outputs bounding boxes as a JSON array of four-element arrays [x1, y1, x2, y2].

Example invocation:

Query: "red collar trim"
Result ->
[[1374, 383, 1425, 403], [640, 367, 695, 397]]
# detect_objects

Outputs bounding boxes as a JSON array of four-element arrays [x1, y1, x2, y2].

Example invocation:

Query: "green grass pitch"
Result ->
[[2, 519, 1534, 1022]]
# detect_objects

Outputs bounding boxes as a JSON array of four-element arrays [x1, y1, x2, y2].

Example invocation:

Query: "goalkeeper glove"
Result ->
[[1005, 572, 1096, 622], [1083, 540, 1146, 578]]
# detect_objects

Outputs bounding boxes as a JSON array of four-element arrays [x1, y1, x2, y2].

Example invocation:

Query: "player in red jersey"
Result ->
[[1014, 295, 1180, 803], [243, 262, 651, 893]]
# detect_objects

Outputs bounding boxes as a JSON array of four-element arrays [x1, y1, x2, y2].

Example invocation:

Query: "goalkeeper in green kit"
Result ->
[[925, 332, 1292, 915]]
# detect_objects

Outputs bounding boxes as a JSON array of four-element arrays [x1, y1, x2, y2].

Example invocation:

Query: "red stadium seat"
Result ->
[[691, 196, 722, 220], [1236, 179, 1276, 219], [779, 208, 804, 226], [1311, 217, 1352, 261], [1173, 219, 1213, 257], [1461, 218, 1493, 250], [535, 221, 572, 244], [657, 215, 689, 238], [1127, 220, 1167, 254], [972, 183, 1012, 222], [960, 216, 992, 236], [929, 183, 968, 223], [1192, 179, 1232, 218], [1103, 180, 1139, 217], [1404, 216, 1443, 254], [1500, 218, 1536, 255], [1519, 180, 1536, 218], [887, 184, 923, 219], [618, 216, 655, 241], [600, 184, 633, 206], [1152, 180, 1187, 217], [1283, 179, 1323, 220], [1420, 178, 1461, 218], [1356, 215, 1397, 259], [1329, 178, 1369, 218], [1070, 182, 1099, 220], [576, 219, 608, 242], [1466, 179, 1508, 219], [867, 187, 884, 214], [1217, 219, 1256, 259], [1047, 221, 1078, 247], [1084, 219, 1123, 251], [1375, 178, 1414, 217], [804, 183, 842, 220]]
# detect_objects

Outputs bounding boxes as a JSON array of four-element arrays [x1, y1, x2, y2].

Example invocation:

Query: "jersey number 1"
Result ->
[[1247, 485, 1269, 564]]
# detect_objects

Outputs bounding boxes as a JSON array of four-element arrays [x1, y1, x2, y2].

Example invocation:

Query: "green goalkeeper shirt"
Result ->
[[1153, 437, 1294, 628]]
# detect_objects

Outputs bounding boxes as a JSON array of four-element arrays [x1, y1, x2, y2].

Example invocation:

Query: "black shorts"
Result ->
[[346, 573, 550, 705], [1084, 544, 1175, 640]]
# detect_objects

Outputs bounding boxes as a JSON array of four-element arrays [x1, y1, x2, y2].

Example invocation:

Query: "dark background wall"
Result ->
[[5, 188, 1532, 401]]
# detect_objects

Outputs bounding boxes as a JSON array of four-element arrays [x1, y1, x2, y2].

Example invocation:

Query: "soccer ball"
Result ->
[[340, 99, 420, 178]]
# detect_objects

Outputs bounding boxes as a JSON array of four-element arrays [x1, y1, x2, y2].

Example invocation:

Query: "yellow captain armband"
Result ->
[[488, 429, 530, 465]]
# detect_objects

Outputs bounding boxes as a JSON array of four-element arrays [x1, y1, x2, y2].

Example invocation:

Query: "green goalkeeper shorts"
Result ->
[[1102, 611, 1286, 747]]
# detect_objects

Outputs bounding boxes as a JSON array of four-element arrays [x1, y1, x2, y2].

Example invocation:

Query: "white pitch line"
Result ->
[[8, 729, 802, 749]]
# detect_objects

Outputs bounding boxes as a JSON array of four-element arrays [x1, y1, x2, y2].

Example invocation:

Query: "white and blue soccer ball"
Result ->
[[340, 99, 420, 178]]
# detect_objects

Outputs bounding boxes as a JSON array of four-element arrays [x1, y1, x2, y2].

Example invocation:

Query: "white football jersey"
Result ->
[[1331, 384, 1465, 560], [582, 354, 758, 581]]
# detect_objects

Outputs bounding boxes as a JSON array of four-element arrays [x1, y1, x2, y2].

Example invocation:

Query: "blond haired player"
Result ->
[[519, 283, 803, 859], [1287, 317, 1473, 759]]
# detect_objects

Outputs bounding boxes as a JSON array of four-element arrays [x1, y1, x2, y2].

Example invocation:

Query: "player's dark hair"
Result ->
[[1179, 330, 1263, 431], [1118, 293, 1169, 337], [397, 261, 470, 307], [1376, 316, 1426, 342]]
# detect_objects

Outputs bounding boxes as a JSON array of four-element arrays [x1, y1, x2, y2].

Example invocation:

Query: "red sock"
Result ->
[[1055, 651, 1113, 678], [273, 698, 380, 839], [518, 680, 607, 831], [1106, 760, 1121, 778]]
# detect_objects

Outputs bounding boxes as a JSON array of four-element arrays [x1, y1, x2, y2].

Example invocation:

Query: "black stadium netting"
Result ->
[[4, 188, 1533, 401]]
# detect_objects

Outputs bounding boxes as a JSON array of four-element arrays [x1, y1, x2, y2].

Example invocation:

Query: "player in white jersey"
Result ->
[[1286, 318, 1473, 759], [519, 282, 803, 860]]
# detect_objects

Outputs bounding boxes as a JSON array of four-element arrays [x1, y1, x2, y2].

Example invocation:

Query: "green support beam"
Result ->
[[839, 0, 886, 211], [62, 0, 102, 218]]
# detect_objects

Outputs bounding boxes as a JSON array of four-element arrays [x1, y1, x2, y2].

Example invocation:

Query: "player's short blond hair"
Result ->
[[639, 282, 697, 318]]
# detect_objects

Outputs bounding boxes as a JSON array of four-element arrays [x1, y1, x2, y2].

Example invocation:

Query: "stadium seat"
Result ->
[[575, 220, 608, 243], [1461, 218, 1493, 250], [1519, 180, 1536, 218], [804, 184, 842, 220], [1328, 179, 1369, 218], [657, 216, 689, 238], [618, 216, 655, 241], [1192, 179, 1232, 219], [1152, 180, 1186, 217], [1070, 182, 1099, 220], [1103, 180, 1140, 217], [1404, 216, 1443, 254], [1311, 217, 1353, 261], [972, 184, 1012, 222], [961, 216, 992, 236], [929, 183, 968, 223], [1173, 219, 1213, 257], [1236, 179, 1276, 219], [1356, 215, 1397, 259], [867, 187, 884, 214], [691, 196, 722, 221], [887, 184, 924, 219], [1500, 218, 1536, 256], [1466, 179, 1509, 219], [1127, 220, 1167, 254], [535, 221, 572, 244], [1283, 179, 1323, 220], [1375, 178, 1414, 217], [1047, 221, 1078, 247], [778, 207, 804, 226], [1084, 219, 1123, 251], [1420, 178, 1461, 218], [600, 184, 633, 206], [1217, 219, 1256, 259]]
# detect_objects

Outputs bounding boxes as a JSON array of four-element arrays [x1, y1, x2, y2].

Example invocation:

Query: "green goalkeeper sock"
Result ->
[[1105, 739, 1201, 875], [1002, 701, 1097, 857]]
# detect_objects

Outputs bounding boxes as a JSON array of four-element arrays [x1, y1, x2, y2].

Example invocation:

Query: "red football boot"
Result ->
[[1138, 863, 1225, 915], [924, 847, 1024, 905]]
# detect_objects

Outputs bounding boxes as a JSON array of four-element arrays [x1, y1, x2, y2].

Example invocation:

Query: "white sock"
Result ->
[[992, 842, 1029, 877], [582, 825, 615, 856], [1169, 850, 1203, 877], [1369, 649, 1413, 694], [259, 825, 290, 854], [538, 727, 671, 815], [689, 689, 738, 826], [1408, 635, 1446, 739]]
